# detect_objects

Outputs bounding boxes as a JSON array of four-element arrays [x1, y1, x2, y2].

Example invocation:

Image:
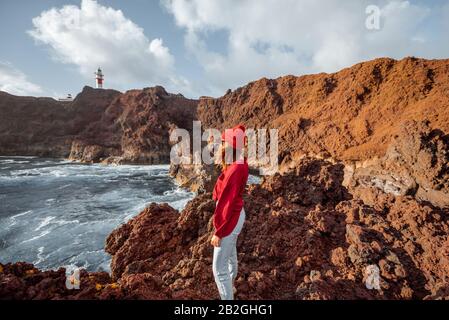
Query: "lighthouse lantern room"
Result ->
[[95, 67, 104, 89]]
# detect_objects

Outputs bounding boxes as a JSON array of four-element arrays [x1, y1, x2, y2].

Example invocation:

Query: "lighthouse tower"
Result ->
[[94, 67, 104, 89]]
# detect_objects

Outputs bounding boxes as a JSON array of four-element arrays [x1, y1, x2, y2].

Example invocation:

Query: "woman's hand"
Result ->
[[211, 234, 221, 247]]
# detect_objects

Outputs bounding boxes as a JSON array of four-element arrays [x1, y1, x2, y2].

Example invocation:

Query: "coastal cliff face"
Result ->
[[1, 57, 449, 300], [69, 86, 198, 164], [0, 86, 198, 164], [0, 87, 120, 157], [197, 57, 449, 207], [346, 120, 449, 208], [198, 57, 449, 163], [1, 158, 448, 299]]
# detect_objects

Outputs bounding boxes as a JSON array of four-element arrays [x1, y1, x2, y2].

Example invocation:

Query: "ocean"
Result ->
[[0, 156, 194, 273]]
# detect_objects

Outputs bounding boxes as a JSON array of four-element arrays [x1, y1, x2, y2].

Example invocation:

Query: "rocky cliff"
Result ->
[[0, 86, 198, 164], [198, 57, 449, 163], [196, 57, 449, 207], [0, 87, 120, 157], [1, 57, 449, 300], [69, 86, 198, 164]]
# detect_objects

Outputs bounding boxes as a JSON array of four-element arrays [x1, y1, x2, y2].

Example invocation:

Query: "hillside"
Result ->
[[196, 57, 449, 207], [69, 86, 198, 164], [0, 87, 119, 157], [198, 57, 449, 163], [0, 86, 197, 164]]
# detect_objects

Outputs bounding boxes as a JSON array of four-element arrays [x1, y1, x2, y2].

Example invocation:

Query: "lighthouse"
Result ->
[[94, 67, 104, 89]]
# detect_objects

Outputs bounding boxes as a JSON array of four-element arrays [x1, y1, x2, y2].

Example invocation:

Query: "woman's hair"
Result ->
[[220, 139, 247, 172]]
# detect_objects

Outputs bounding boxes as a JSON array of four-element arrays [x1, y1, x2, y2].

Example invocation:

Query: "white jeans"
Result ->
[[212, 208, 245, 300]]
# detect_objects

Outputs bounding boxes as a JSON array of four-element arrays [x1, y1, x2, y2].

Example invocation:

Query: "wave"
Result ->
[[20, 230, 51, 244], [8, 210, 33, 226], [35, 216, 56, 231], [163, 186, 195, 197], [0, 156, 38, 159], [33, 246, 46, 265], [9, 210, 32, 219], [0, 157, 194, 272]]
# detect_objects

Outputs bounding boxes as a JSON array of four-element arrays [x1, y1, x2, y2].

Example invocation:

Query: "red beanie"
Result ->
[[221, 124, 246, 150]]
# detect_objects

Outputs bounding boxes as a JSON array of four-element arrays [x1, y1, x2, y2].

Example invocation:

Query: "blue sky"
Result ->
[[0, 0, 448, 98]]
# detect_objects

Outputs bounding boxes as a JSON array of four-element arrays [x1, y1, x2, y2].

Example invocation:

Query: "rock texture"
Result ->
[[169, 163, 221, 194], [0, 87, 120, 157], [346, 120, 449, 208], [198, 57, 449, 163], [1, 57, 449, 300], [2, 159, 447, 300], [197, 57, 449, 207], [0, 86, 197, 164], [69, 86, 198, 164]]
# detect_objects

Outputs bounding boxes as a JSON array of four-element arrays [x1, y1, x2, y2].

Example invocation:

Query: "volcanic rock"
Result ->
[[106, 158, 448, 300], [0, 86, 197, 164], [0, 87, 119, 157], [169, 163, 221, 194], [1, 158, 448, 300], [69, 86, 198, 164], [347, 120, 449, 207], [198, 57, 449, 164]]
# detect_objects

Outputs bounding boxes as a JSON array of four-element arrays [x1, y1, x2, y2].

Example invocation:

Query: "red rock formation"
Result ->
[[1, 57, 449, 300], [347, 120, 449, 208], [169, 163, 221, 193], [69, 86, 198, 164], [0, 86, 197, 164], [197, 57, 449, 207], [198, 57, 449, 164], [1, 158, 448, 300], [108, 159, 448, 300], [0, 87, 120, 157]]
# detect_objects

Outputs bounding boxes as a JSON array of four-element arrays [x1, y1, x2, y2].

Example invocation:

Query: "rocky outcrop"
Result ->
[[346, 120, 449, 208], [1, 57, 449, 300], [69, 86, 198, 164], [3, 158, 447, 300], [0, 262, 120, 300], [103, 158, 449, 300], [198, 57, 449, 166], [169, 163, 221, 193], [0, 86, 197, 164], [0, 87, 120, 157]]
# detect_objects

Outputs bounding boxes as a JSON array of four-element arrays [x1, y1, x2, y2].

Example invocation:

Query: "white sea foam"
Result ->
[[34, 246, 46, 265], [170, 198, 192, 211], [0, 156, 37, 159], [0, 158, 194, 272], [9, 210, 33, 226], [35, 216, 56, 231], [0, 159, 16, 164], [10, 210, 32, 219], [62, 263, 88, 274], [21, 230, 51, 244]]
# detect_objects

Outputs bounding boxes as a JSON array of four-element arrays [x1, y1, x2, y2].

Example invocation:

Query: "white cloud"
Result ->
[[0, 61, 43, 96], [28, 0, 191, 95], [163, 0, 449, 96]]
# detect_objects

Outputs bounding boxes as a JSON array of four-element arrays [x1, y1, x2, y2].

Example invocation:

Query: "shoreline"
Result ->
[[0, 156, 195, 275]]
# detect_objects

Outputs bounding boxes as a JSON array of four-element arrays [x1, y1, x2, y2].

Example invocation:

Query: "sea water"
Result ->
[[0, 156, 194, 272]]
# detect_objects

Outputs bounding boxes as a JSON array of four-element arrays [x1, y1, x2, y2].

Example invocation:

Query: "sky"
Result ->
[[0, 0, 448, 99]]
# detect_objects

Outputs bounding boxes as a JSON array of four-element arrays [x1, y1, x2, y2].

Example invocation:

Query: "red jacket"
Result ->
[[212, 161, 249, 238]]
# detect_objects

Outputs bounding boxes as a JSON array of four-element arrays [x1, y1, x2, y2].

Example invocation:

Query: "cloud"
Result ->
[[0, 61, 43, 96], [163, 0, 449, 96], [28, 0, 191, 95]]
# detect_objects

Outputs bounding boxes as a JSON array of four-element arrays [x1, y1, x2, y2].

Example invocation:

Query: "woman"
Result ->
[[211, 124, 249, 300]]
